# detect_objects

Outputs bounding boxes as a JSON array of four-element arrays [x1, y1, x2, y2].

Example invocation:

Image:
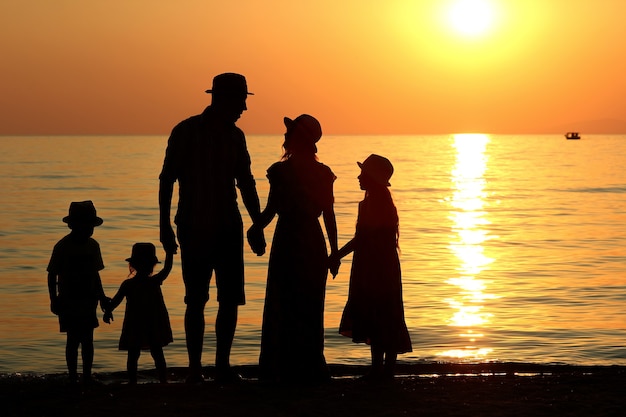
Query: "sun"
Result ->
[[446, 0, 496, 38]]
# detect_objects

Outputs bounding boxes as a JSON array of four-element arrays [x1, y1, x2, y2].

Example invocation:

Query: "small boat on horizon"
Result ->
[[565, 132, 581, 140]]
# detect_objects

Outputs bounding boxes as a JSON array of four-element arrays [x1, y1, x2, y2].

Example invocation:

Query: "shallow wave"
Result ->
[[561, 186, 626, 193]]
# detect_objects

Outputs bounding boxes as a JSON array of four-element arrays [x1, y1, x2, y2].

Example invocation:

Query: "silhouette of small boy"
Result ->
[[104, 243, 174, 384], [47, 201, 109, 385]]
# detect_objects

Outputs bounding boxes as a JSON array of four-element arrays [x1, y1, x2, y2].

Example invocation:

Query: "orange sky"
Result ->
[[1, 0, 625, 135]]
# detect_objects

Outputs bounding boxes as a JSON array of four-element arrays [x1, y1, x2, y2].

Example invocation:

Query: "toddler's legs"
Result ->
[[127, 348, 141, 384], [150, 346, 167, 383]]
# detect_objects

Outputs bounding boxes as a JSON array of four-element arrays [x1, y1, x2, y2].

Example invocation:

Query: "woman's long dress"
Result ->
[[259, 159, 335, 383]]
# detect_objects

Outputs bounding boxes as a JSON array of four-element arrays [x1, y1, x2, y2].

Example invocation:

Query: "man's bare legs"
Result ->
[[215, 302, 240, 382], [185, 301, 240, 383], [185, 302, 206, 382]]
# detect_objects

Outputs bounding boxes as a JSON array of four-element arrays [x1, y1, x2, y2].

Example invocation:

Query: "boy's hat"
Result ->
[[126, 243, 160, 266], [63, 200, 103, 226], [357, 154, 394, 186], [205, 73, 254, 96]]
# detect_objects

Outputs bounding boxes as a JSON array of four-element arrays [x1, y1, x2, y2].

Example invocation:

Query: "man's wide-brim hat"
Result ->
[[205, 72, 254, 96], [126, 242, 160, 265], [284, 114, 322, 144], [63, 200, 103, 226], [357, 154, 394, 187]]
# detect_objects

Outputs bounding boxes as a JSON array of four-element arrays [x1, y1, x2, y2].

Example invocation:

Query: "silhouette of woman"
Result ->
[[249, 114, 338, 383]]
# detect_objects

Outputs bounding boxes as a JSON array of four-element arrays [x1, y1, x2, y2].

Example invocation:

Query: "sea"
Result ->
[[1, 134, 625, 375]]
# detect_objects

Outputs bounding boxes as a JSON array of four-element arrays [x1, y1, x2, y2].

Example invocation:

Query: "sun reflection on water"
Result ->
[[439, 133, 496, 361]]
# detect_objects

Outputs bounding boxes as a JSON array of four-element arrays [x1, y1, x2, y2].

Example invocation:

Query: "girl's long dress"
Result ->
[[339, 197, 412, 354], [259, 159, 335, 382], [118, 271, 173, 350]]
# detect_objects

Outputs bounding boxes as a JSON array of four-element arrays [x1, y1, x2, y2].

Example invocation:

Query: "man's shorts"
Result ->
[[177, 224, 245, 306]]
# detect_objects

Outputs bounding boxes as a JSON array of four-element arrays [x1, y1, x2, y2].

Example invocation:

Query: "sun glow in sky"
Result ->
[[1, 0, 626, 135], [446, 0, 497, 37]]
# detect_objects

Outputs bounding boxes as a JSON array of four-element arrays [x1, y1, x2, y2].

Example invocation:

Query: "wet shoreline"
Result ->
[[4, 363, 625, 417]]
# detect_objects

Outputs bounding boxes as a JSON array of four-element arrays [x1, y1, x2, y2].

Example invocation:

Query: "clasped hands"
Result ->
[[328, 252, 341, 278], [247, 224, 341, 277], [101, 297, 114, 324], [247, 223, 266, 256]]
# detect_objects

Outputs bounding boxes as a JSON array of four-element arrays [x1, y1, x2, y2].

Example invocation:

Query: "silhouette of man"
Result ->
[[159, 73, 265, 383]]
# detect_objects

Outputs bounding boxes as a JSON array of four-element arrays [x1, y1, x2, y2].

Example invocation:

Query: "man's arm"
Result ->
[[159, 179, 178, 254], [239, 177, 261, 224]]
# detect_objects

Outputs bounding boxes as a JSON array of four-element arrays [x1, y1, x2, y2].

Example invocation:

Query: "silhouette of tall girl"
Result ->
[[330, 154, 412, 381], [249, 115, 338, 383]]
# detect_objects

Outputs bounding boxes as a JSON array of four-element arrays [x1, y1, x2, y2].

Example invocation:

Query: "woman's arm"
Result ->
[[247, 183, 276, 257], [255, 184, 278, 229], [322, 206, 338, 255], [324, 207, 339, 278], [335, 238, 356, 260]]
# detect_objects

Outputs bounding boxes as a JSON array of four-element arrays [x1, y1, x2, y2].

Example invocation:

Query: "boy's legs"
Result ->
[[65, 331, 80, 383], [80, 328, 94, 381]]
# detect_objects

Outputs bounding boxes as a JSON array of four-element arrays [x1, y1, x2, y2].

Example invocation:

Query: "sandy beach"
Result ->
[[3, 363, 624, 417]]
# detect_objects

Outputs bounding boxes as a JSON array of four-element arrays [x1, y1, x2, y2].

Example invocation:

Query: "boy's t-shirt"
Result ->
[[48, 234, 105, 330]]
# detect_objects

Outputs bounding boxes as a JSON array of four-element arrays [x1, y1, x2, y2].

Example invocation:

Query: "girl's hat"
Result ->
[[63, 200, 104, 227], [284, 114, 322, 144], [126, 243, 160, 266], [357, 154, 394, 186]]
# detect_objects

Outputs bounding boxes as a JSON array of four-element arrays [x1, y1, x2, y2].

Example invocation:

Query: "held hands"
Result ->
[[103, 311, 114, 324], [328, 252, 341, 279], [100, 296, 112, 313], [160, 225, 178, 254], [247, 224, 266, 256], [101, 297, 114, 323]]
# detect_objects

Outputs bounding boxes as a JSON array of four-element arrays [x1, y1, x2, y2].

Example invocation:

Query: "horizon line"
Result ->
[[2, 130, 626, 137]]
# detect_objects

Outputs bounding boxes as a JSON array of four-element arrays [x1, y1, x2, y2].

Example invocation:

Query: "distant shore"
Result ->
[[4, 363, 625, 417]]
